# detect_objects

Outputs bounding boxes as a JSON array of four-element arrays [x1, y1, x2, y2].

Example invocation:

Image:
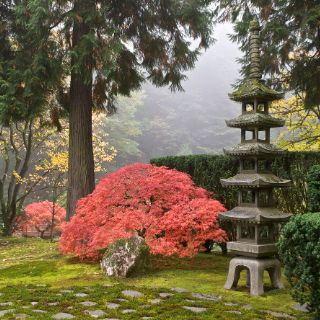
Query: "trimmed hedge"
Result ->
[[307, 165, 320, 212], [278, 213, 320, 317], [151, 152, 320, 213]]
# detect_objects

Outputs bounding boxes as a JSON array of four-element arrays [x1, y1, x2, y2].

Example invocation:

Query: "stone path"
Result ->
[[0, 285, 303, 319]]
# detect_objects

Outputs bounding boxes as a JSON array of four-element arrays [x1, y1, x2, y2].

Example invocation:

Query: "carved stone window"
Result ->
[[257, 103, 266, 113], [241, 190, 256, 204], [240, 225, 255, 240], [245, 103, 254, 112], [242, 159, 256, 171]]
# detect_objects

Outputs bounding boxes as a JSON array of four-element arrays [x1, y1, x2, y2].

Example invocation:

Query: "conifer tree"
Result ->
[[215, 0, 320, 111], [1, 1, 216, 218]]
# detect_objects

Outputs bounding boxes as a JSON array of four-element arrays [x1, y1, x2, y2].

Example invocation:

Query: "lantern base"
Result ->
[[224, 256, 283, 296]]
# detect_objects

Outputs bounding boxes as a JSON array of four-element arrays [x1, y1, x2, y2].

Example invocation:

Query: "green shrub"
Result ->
[[307, 165, 320, 212], [151, 152, 320, 213], [278, 213, 320, 318]]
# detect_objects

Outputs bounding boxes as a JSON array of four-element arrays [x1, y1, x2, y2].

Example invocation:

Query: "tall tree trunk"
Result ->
[[67, 2, 95, 219]]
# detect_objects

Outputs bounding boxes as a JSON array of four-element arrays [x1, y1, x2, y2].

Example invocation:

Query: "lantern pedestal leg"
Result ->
[[224, 257, 284, 296]]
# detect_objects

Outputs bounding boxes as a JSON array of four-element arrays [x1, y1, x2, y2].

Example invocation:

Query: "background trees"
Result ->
[[16, 201, 66, 239], [10, 0, 217, 218], [0, 114, 116, 236]]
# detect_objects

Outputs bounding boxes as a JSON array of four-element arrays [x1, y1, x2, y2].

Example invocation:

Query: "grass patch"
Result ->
[[0, 237, 312, 319]]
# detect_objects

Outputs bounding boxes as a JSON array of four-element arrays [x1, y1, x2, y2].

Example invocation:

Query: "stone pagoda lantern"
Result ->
[[219, 19, 292, 296]]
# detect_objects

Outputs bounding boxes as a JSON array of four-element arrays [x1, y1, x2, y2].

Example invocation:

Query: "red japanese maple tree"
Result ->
[[17, 201, 66, 239], [60, 163, 226, 260]]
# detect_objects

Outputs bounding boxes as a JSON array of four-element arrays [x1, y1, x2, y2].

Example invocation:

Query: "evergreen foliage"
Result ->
[[151, 152, 320, 213], [307, 165, 320, 213], [0, 0, 217, 217], [215, 0, 320, 111], [278, 213, 320, 318]]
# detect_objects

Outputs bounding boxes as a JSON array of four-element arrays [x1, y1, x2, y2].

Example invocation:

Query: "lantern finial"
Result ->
[[249, 18, 262, 80]]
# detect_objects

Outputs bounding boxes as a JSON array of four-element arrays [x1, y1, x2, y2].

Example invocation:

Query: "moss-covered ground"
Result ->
[[0, 237, 311, 319]]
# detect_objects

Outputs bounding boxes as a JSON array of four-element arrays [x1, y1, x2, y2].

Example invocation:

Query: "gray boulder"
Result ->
[[100, 236, 150, 277]]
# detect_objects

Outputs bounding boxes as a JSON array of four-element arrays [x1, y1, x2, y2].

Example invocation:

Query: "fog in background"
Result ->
[[109, 23, 243, 168]]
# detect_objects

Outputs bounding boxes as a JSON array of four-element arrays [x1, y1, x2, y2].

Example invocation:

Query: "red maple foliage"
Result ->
[[60, 163, 226, 260], [16, 201, 66, 238]]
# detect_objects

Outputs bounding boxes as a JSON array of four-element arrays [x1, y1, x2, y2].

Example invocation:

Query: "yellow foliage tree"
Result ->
[[0, 115, 116, 236], [271, 96, 320, 151]]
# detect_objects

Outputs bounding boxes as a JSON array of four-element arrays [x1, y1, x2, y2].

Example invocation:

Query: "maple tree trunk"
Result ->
[[67, 2, 95, 219]]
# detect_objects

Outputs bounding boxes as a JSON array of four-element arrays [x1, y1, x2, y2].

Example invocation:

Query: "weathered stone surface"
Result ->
[[0, 309, 14, 317], [84, 310, 106, 318], [48, 302, 59, 306], [80, 301, 97, 307], [0, 302, 13, 306], [52, 313, 75, 319], [101, 236, 150, 278], [30, 302, 38, 306], [226, 310, 242, 315], [32, 310, 47, 313], [292, 303, 308, 312], [60, 290, 73, 294], [192, 293, 221, 301], [121, 309, 136, 314], [262, 310, 296, 319], [122, 290, 144, 298], [106, 302, 120, 309], [242, 304, 253, 310], [74, 293, 88, 297], [159, 292, 173, 298], [171, 287, 188, 293], [183, 306, 207, 313], [150, 298, 161, 304], [14, 314, 29, 319]]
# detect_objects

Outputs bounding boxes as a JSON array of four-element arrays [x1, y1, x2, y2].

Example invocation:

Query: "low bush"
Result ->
[[60, 163, 226, 260], [278, 213, 320, 318]]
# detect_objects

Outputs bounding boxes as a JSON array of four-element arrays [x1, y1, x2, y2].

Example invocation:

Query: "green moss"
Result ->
[[0, 237, 312, 319]]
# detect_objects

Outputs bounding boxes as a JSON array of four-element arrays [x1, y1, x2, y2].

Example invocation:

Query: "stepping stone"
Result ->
[[292, 303, 308, 312], [225, 302, 239, 307], [106, 302, 120, 309], [14, 314, 29, 319], [159, 292, 173, 298], [242, 304, 253, 310], [0, 302, 13, 306], [116, 298, 128, 302], [122, 290, 144, 298], [102, 284, 114, 287], [0, 310, 14, 317], [32, 310, 47, 313], [183, 306, 207, 313], [52, 313, 75, 319], [80, 301, 97, 307], [74, 293, 88, 297], [192, 293, 221, 302], [30, 302, 38, 306], [150, 298, 161, 304], [226, 310, 242, 315], [60, 290, 73, 294], [184, 299, 196, 303], [262, 310, 296, 319], [171, 287, 188, 293], [84, 310, 106, 318], [48, 302, 59, 306], [122, 309, 136, 314]]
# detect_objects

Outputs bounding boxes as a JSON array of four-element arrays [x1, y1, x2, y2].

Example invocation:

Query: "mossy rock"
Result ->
[[100, 236, 150, 277]]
